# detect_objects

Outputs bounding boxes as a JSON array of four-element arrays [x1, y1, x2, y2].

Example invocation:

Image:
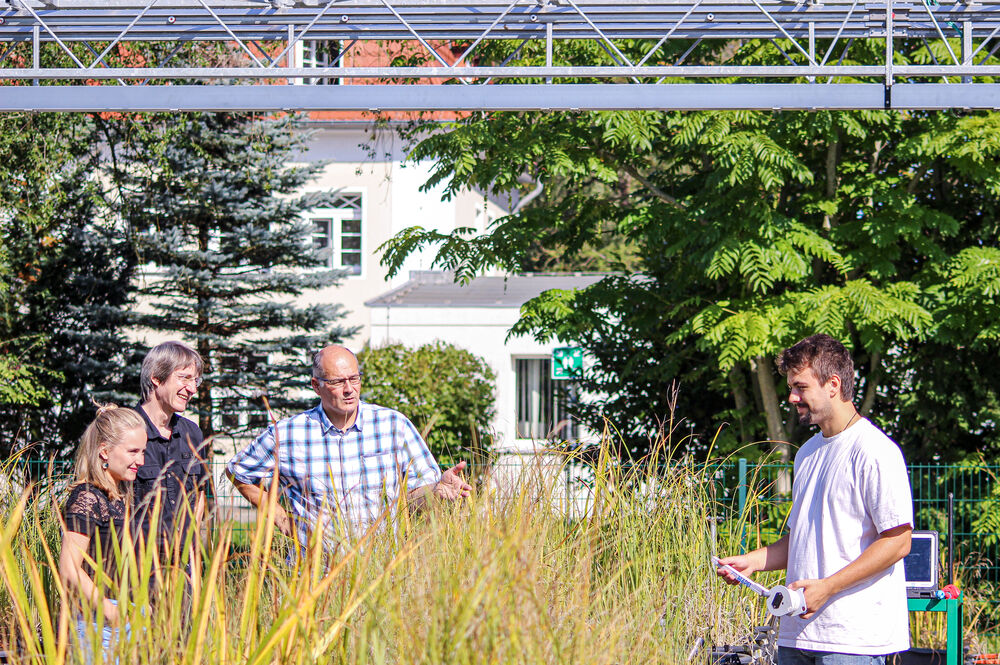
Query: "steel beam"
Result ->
[[0, 82, 893, 111], [5, 80, 981, 111], [9, 64, 1000, 79], [3, 0, 1000, 110], [892, 83, 1000, 108], [3, 1, 999, 43]]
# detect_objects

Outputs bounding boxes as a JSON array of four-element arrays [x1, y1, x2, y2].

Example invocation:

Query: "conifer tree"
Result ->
[[0, 113, 138, 461], [116, 112, 356, 442]]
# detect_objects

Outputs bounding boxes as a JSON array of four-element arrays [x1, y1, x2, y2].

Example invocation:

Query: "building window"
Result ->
[[312, 219, 332, 257], [515, 358, 576, 441], [248, 405, 268, 429], [340, 218, 362, 271], [308, 193, 364, 276], [300, 40, 341, 86], [218, 352, 267, 375]]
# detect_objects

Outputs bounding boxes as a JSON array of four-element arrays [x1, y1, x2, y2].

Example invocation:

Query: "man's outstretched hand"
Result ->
[[432, 460, 473, 501]]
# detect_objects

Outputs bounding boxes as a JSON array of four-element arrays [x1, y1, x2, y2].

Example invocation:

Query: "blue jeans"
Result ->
[[75, 600, 129, 664], [778, 647, 887, 665]]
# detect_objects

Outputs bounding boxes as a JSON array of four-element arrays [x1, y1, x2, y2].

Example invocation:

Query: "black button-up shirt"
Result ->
[[133, 404, 209, 540]]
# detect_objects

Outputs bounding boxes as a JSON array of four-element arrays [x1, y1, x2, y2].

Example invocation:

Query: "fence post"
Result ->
[[565, 463, 571, 517], [738, 457, 748, 553]]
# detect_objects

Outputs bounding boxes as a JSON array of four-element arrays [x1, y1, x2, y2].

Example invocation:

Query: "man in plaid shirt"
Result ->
[[227, 345, 472, 549]]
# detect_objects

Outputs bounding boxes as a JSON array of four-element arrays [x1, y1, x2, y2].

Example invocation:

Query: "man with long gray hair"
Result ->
[[134, 341, 211, 549]]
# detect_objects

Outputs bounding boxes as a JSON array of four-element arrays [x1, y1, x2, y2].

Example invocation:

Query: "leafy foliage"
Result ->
[[358, 341, 496, 468], [382, 38, 1000, 460], [0, 353, 52, 407], [0, 42, 295, 460], [0, 113, 138, 461]]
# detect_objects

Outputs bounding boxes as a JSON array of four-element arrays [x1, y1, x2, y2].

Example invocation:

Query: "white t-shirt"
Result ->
[[779, 418, 913, 655]]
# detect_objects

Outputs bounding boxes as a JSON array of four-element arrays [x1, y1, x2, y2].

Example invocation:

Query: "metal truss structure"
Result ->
[[2, 0, 1000, 111]]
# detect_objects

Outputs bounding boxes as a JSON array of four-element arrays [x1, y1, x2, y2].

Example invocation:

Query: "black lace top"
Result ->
[[63, 483, 130, 586]]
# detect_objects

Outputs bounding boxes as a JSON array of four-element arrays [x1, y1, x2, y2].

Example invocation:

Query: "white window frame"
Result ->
[[293, 39, 342, 86], [307, 193, 365, 278]]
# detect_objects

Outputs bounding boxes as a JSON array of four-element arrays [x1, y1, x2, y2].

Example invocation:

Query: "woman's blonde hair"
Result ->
[[73, 403, 146, 501]]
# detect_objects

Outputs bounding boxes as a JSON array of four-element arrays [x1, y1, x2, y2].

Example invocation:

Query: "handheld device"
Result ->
[[712, 557, 807, 618]]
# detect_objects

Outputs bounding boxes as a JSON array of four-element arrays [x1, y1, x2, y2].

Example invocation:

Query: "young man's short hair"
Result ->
[[776, 334, 855, 402]]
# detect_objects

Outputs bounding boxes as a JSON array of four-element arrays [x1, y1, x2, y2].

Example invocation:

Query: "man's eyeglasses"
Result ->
[[317, 373, 363, 389], [175, 373, 203, 388]]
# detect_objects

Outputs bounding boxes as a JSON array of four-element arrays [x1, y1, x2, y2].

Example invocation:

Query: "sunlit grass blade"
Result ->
[[0, 492, 43, 662], [183, 524, 231, 665]]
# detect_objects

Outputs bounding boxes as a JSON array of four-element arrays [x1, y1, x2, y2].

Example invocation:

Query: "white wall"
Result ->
[[368, 304, 573, 451], [135, 123, 506, 350], [296, 125, 505, 346]]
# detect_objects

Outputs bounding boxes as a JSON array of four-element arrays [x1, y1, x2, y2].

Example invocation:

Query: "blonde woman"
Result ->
[[59, 403, 147, 653]]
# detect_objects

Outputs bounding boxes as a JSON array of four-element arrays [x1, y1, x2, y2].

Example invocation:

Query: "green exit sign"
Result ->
[[552, 346, 583, 380]]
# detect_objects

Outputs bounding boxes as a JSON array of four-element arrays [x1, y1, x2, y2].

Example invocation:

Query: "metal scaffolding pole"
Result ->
[[2, 0, 1000, 111]]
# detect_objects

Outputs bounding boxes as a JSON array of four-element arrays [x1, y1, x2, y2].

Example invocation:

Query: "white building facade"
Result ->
[[365, 270, 604, 451], [286, 121, 605, 452], [130, 115, 603, 462], [292, 120, 506, 347]]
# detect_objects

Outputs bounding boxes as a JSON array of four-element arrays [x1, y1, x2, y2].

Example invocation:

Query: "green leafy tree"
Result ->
[[0, 113, 138, 461], [873, 244, 1000, 461], [112, 112, 358, 443], [381, 38, 1000, 461], [358, 342, 495, 468]]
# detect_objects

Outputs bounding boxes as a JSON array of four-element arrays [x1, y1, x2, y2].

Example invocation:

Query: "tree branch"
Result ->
[[752, 356, 790, 449], [728, 363, 750, 442], [595, 149, 686, 211], [622, 162, 686, 210], [860, 350, 882, 416], [906, 163, 931, 196], [752, 355, 792, 493], [823, 136, 840, 230], [870, 139, 885, 174]]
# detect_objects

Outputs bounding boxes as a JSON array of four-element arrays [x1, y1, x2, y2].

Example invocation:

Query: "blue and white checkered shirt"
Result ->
[[227, 401, 441, 546]]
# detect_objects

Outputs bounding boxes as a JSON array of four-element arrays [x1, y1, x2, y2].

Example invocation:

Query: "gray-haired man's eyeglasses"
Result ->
[[316, 373, 363, 389]]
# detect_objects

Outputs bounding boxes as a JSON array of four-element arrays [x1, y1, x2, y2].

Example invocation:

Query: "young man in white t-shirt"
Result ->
[[717, 334, 914, 665]]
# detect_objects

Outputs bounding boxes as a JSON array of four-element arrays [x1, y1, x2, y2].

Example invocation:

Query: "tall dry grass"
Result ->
[[0, 438, 773, 665]]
